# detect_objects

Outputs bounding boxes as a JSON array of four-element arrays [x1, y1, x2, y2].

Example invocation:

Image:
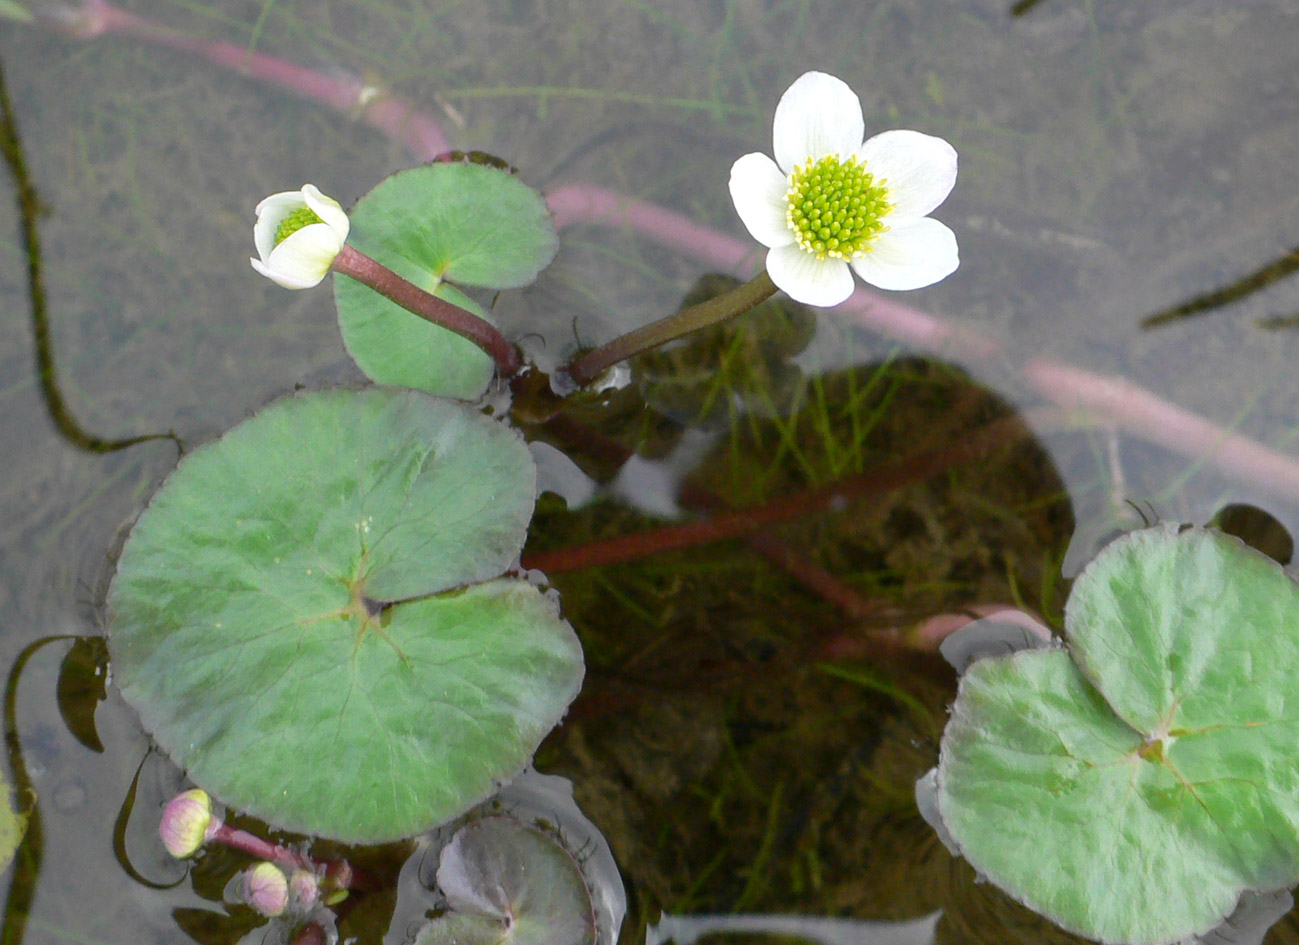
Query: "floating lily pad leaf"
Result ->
[[335, 163, 557, 400], [936, 525, 1299, 945], [107, 388, 584, 844], [350, 163, 557, 289], [490, 770, 625, 945], [336, 276, 495, 400], [416, 817, 595, 945]]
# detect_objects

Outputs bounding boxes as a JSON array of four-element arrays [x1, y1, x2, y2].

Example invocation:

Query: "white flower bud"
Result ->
[[250, 184, 350, 289]]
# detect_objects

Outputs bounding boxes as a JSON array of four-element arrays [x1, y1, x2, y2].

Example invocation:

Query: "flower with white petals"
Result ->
[[250, 184, 350, 289], [729, 71, 959, 307]]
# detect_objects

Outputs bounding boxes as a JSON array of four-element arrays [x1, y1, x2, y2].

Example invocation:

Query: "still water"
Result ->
[[3, 0, 1299, 942]]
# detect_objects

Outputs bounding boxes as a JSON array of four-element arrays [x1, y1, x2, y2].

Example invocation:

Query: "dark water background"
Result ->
[[3, 0, 1299, 942]]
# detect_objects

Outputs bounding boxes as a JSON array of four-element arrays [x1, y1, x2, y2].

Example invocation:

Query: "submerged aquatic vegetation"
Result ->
[[729, 71, 959, 306]]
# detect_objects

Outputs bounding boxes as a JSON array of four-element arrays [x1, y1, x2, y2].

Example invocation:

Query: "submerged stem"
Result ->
[[564, 270, 777, 387], [330, 245, 521, 378], [522, 416, 1026, 574]]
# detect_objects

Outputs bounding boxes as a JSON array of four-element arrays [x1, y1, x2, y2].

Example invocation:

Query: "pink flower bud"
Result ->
[[288, 869, 320, 911], [159, 788, 219, 858], [244, 861, 289, 917]]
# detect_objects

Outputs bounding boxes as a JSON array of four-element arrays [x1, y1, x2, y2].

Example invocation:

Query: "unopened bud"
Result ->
[[160, 788, 220, 858], [288, 869, 320, 911], [244, 861, 289, 917]]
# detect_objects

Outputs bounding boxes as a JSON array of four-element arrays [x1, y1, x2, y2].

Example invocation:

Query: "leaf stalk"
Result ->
[[331, 244, 521, 378]]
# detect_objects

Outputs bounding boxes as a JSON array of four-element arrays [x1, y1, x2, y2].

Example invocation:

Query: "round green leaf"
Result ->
[[335, 163, 557, 400], [336, 277, 496, 400], [107, 388, 583, 844], [350, 163, 557, 289], [416, 817, 596, 945], [936, 525, 1299, 945]]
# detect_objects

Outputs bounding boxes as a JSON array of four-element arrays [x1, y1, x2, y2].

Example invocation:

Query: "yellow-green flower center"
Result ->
[[785, 154, 892, 260], [274, 206, 325, 246]]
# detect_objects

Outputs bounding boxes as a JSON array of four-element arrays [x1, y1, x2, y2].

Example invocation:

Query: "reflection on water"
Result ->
[[3, 0, 1299, 942]]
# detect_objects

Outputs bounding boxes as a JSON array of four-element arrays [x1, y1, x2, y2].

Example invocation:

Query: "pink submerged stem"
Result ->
[[41, 5, 1299, 505], [551, 189, 1299, 502], [46, 0, 448, 158]]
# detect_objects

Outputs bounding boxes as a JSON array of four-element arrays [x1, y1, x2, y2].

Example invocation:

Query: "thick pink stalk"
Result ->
[[210, 823, 319, 874], [1022, 360, 1299, 500], [548, 185, 1299, 502], [331, 244, 521, 377], [49, 0, 448, 158], [42, 5, 1299, 506], [209, 823, 370, 892]]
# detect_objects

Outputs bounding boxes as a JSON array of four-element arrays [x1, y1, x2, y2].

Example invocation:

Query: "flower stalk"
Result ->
[[564, 270, 778, 387], [330, 244, 521, 377], [40, 8, 1299, 508]]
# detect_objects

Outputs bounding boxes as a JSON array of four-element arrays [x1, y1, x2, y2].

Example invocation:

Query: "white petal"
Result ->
[[301, 184, 351, 240], [254, 222, 344, 289], [859, 130, 957, 220], [772, 72, 865, 175], [254, 190, 305, 218], [251, 256, 316, 290], [729, 152, 794, 249], [851, 217, 959, 291], [252, 191, 306, 262], [766, 244, 855, 307]]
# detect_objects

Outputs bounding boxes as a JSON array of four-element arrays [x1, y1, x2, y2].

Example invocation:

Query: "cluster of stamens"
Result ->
[[785, 154, 891, 260], [275, 206, 325, 246]]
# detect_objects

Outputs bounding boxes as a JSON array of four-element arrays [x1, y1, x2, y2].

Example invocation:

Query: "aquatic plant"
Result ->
[[250, 184, 351, 289], [109, 389, 583, 843], [729, 71, 959, 306], [931, 524, 1299, 945], [7, 7, 1299, 945]]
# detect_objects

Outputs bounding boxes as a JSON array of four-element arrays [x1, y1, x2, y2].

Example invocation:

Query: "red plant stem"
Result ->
[[210, 823, 318, 874], [210, 823, 377, 893], [540, 414, 884, 620], [742, 531, 882, 621], [52, 0, 448, 158], [522, 417, 1025, 574], [1020, 359, 1299, 499], [44, 6, 1299, 506], [331, 245, 521, 377], [551, 183, 1299, 503]]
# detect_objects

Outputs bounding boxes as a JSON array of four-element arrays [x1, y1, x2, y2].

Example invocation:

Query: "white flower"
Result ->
[[250, 184, 350, 289], [729, 71, 959, 307]]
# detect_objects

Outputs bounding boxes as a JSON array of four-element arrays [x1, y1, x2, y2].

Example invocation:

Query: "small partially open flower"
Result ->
[[250, 184, 350, 289], [729, 71, 958, 307], [244, 861, 289, 917], [159, 788, 221, 858]]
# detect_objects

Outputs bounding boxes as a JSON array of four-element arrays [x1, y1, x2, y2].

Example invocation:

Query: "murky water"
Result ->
[[4, 0, 1299, 942]]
